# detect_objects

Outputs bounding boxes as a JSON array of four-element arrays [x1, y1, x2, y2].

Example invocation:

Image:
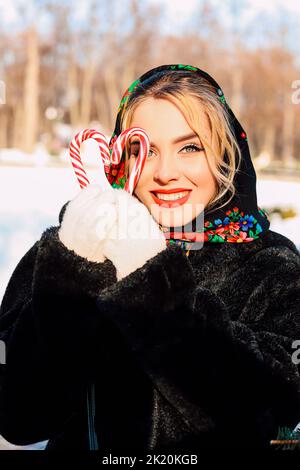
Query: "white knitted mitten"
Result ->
[[102, 189, 167, 281], [58, 184, 118, 263]]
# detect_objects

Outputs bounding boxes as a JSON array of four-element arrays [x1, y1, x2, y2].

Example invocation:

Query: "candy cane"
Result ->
[[111, 127, 150, 194], [69, 127, 150, 194], [69, 128, 112, 191]]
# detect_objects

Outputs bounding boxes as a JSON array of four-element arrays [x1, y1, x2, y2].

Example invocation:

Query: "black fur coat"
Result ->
[[0, 207, 300, 450]]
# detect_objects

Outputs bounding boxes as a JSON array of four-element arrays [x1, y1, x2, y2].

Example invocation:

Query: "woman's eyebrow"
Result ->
[[130, 133, 199, 146], [171, 133, 199, 144]]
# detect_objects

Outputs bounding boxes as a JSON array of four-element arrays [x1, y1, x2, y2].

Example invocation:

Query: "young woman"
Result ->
[[0, 64, 300, 451]]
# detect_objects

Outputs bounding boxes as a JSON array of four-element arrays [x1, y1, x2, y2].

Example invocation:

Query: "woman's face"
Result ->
[[128, 98, 217, 227]]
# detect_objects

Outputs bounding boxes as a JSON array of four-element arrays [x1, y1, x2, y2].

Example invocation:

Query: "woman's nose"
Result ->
[[153, 154, 181, 184]]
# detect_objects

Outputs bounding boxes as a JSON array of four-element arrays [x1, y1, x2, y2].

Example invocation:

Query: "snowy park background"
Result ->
[[0, 141, 108, 302]]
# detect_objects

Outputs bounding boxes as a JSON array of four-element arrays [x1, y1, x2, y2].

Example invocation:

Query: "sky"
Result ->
[[0, 0, 299, 53], [148, 0, 300, 27], [1, 0, 300, 26], [148, 0, 300, 52]]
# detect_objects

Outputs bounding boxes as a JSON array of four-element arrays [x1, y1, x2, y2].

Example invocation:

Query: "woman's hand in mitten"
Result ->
[[102, 189, 167, 281], [58, 184, 118, 263]]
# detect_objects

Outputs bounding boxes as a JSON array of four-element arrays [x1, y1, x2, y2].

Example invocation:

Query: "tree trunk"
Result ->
[[0, 111, 8, 148], [282, 90, 295, 167], [22, 26, 40, 154], [231, 67, 243, 119], [95, 90, 110, 133], [102, 67, 120, 131], [67, 56, 80, 129], [80, 58, 96, 127], [262, 125, 275, 162], [12, 103, 23, 149]]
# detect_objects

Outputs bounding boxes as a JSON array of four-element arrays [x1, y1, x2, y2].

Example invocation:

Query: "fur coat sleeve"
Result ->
[[0, 202, 300, 447]]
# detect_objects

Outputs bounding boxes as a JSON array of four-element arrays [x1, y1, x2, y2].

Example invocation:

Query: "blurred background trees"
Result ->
[[0, 0, 299, 170]]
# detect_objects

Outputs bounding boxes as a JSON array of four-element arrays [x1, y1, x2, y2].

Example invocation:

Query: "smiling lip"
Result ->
[[150, 188, 191, 194], [150, 189, 192, 208]]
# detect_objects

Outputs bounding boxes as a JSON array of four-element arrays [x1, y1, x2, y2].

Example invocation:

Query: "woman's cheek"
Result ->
[[133, 164, 152, 194], [132, 174, 149, 205], [186, 157, 214, 187]]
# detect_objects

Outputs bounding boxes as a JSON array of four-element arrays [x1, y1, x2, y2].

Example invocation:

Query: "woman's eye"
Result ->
[[147, 149, 156, 158], [130, 142, 155, 158], [181, 144, 203, 153], [129, 142, 204, 158], [129, 142, 140, 157]]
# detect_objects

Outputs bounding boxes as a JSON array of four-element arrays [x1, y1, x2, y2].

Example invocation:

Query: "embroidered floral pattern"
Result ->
[[258, 206, 269, 219], [106, 132, 127, 188], [203, 206, 263, 243], [117, 78, 141, 114], [170, 64, 198, 72], [160, 206, 270, 247]]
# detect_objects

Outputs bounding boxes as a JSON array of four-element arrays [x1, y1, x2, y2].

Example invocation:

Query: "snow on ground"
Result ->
[[256, 178, 300, 246], [0, 165, 103, 301]]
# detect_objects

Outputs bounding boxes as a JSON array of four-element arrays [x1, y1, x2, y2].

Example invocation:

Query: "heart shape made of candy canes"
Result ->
[[69, 127, 150, 195]]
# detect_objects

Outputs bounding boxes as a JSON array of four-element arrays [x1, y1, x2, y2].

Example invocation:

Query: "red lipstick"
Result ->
[[150, 189, 192, 208], [150, 188, 191, 194]]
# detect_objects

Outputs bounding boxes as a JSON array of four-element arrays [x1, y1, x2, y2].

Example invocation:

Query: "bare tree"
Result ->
[[22, 26, 40, 153]]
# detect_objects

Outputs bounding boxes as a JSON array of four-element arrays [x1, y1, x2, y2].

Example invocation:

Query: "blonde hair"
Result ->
[[120, 71, 242, 214]]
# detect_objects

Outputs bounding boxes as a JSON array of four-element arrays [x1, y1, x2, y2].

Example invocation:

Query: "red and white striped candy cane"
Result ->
[[111, 127, 150, 194], [69, 126, 150, 194], [69, 128, 112, 190]]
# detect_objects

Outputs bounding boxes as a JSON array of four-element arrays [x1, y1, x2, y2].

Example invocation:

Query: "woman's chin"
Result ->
[[150, 207, 194, 228]]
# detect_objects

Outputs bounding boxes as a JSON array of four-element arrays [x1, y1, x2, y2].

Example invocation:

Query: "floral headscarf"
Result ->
[[105, 64, 270, 250]]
